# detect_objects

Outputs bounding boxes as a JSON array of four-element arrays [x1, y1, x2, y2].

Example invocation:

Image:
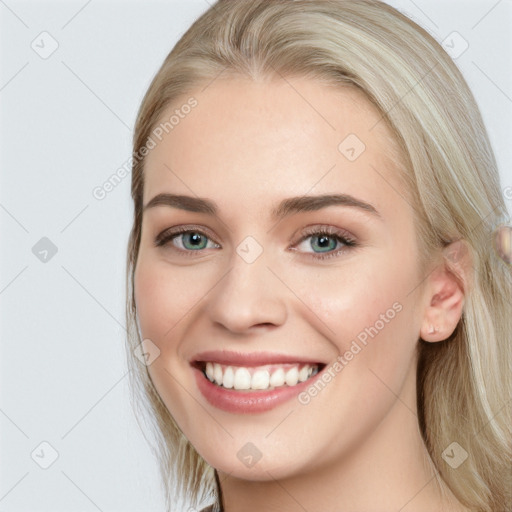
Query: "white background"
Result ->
[[0, 1, 510, 511]]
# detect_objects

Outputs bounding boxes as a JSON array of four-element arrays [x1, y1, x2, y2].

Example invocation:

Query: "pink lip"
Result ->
[[191, 350, 324, 367], [191, 361, 326, 414]]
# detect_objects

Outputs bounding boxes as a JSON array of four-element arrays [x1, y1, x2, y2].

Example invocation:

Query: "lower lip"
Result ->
[[192, 365, 324, 414]]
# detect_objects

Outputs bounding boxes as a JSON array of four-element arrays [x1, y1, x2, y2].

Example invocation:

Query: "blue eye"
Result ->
[[179, 232, 209, 250], [310, 234, 339, 253], [293, 229, 356, 259], [154, 225, 357, 260], [155, 228, 219, 252]]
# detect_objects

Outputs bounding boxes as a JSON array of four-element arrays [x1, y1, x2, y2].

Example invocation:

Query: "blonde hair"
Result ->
[[125, 1, 512, 510]]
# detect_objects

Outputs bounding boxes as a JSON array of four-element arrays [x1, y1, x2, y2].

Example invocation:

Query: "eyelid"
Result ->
[[154, 224, 220, 248], [289, 224, 357, 260], [154, 223, 358, 260], [292, 224, 356, 245]]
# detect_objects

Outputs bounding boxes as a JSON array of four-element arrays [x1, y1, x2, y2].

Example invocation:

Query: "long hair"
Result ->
[[125, 1, 512, 510]]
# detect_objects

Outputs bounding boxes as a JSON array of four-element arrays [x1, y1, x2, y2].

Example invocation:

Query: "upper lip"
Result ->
[[191, 350, 326, 367]]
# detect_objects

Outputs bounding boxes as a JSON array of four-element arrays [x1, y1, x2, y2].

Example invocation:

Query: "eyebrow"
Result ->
[[143, 193, 381, 220]]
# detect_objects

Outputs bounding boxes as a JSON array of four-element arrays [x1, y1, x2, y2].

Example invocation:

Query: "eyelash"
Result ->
[[154, 224, 357, 261]]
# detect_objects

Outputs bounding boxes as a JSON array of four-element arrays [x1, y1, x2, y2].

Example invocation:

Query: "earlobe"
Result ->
[[420, 239, 472, 343]]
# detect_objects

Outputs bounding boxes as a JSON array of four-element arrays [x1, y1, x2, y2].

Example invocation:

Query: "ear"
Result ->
[[420, 239, 473, 343]]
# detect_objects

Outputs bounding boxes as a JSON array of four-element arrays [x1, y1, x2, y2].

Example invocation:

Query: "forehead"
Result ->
[[142, 76, 407, 216]]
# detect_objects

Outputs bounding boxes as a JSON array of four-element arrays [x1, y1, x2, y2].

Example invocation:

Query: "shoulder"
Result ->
[[198, 506, 215, 512]]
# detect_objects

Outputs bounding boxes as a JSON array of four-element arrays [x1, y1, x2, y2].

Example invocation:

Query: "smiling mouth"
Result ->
[[193, 361, 327, 392]]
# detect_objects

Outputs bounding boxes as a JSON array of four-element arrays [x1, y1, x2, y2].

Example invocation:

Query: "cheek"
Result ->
[[133, 256, 204, 429], [297, 251, 419, 372], [134, 254, 210, 341], [293, 261, 419, 441], [134, 259, 173, 340]]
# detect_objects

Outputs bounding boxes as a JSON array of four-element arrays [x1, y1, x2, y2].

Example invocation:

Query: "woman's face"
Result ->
[[134, 76, 429, 479]]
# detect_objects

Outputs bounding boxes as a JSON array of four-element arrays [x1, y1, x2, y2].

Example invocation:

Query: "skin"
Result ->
[[134, 76, 470, 512]]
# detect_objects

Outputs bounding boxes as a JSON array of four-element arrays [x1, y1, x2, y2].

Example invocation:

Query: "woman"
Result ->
[[125, 1, 511, 510]]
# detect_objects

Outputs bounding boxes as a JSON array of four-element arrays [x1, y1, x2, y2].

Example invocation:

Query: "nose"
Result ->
[[205, 250, 288, 334]]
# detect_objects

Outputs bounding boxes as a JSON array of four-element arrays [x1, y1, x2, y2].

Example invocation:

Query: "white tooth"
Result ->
[[251, 370, 270, 389], [310, 366, 319, 376], [234, 367, 251, 390], [298, 365, 309, 382], [213, 363, 223, 385], [223, 366, 234, 388], [269, 368, 285, 387], [205, 362, 214, 382], [285, 367, 299, 386]]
